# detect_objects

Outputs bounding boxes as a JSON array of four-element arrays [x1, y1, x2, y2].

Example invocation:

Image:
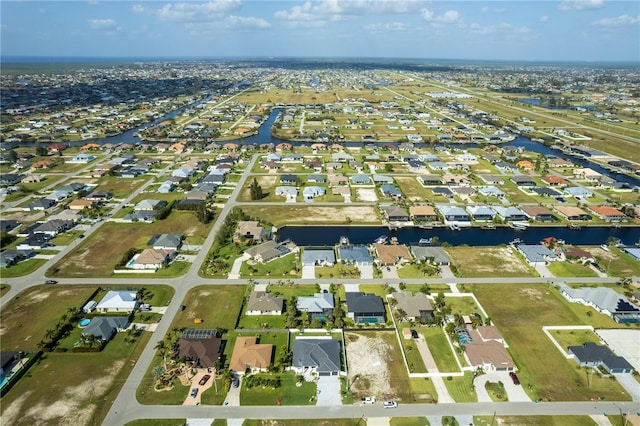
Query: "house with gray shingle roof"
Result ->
[[559, 283, 640, 324], [568, 342, 634, 374], [302, 249, 335, 266], [391, 291, 434, 321], [82, 316, 129, 341], [516, 244, 558, 265], [346, 292, 385, 324], [297, 293, 334, 321], [291, 337, 341, 375], [410, 245, 450, 265], [246, 291, 284, 315]]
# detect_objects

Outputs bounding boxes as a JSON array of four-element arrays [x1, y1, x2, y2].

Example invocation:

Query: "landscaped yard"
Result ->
[[442, 371, 477, 402], [443, 296, 485, 318], [422, 327, 461, 373], [48, 211, 213, 277], [0, 331, 150, 426], [446, 246, 536, 277], [240, 253, 301, 279], [390, 417, 431, 426], [315, 264, 361, 279], [0, 258, 48, 278], [473, 415, 597, 426], [472, 283, 633, 402], [0, 285, 97, 351], [409, 377, 438, 403], [399, 334, 427, 373], [240, 372, 316, 405]]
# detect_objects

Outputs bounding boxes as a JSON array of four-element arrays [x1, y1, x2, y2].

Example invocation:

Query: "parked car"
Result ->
[[199, 374, 211, 386], [190, 388, 199, 398], [232, 376, 240, 388], [361, 396, 376, 404], [410, 329, 419, 339], [509, 372, 520, 385], [382, 401, 398, 408], [44, 280, 58, 285]]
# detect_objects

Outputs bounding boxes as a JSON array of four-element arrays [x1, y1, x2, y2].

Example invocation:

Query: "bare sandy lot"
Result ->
[[345, 332, 399, 400]]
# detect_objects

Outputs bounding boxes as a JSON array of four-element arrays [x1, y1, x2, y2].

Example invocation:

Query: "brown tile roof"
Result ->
[[178, 335, 221, 368], [374, 244, 411, 265], [229, 336, 273, 372]]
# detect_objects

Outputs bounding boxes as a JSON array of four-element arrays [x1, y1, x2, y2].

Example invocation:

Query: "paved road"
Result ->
[[0, 151, 635, 425]]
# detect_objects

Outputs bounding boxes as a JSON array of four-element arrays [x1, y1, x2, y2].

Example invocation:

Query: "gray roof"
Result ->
[[297, 293, 334, 313], [517, 244, 557, 263], [339, 246, 373, 263], [568, 342, 634, 371], [247, 291, 284, 312], [82, 316, 129, 341], [392, 291, 433, 318], [561, 284, 640, 317], [410, 245, 450, 264], [346, 292, 384, 314], [292, 338, 341, 373], [302, 249, 335, 266], [149, 233, 182, 248]]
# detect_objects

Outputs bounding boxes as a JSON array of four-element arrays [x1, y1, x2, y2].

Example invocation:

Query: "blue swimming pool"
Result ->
[[79, 318, 91, 327]]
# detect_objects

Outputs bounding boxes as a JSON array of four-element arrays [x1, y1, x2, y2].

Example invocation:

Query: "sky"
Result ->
[[1, 0, 639, 62]]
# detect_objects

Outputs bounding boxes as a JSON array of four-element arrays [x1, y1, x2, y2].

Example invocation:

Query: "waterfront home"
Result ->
[[588, 206, 627, 222], [374, 243, 411, 266], [338, 246, 373, 266], [409, 205, 438, 222], [437, 205, 471, 223], [410, 245, 450, 265], [301, 249, 335, 267], [521, 206, 557, 222], [493, 206, 527, 222], [234, 221, 266, 243], [466, 205, 496, 222], [245, 240, 289, 263], [554, 206, 592, 221], [380, 206, 409, 222], [516, 244, 558, 266]]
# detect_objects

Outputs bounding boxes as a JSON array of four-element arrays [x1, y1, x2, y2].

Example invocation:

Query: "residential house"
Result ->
[[95, 291, 138, 313], [302, 249, 335, 267], [67, 199, 97, 210], [297, 293, 334, 321], [466, 205, 496, 222], [82, 316, 129, 341], [23, 198, 56, 211], [541, 175, 569, 187], [303, 186, 325, 201], [16, 234, 50, 250], [381, 206, 409, 222], [275, 186, 298, 201], [130, 248, 176, 270], [478, 186, 505, 199], [176, 329, 222, 369], [494, 162, 518, 173], [493, 206, 527, 222], [229, 336, 273, 374], [339, 246, 373, 266], [328, 174, 348, 187], [437, 205, 471, 223], [307, 174, 326, 184], [554, 206, 592, 221], [510, 175, 536, 187], [559, 283, 640, 323], [568, 342, 634, 374], [234, 221, 266, 243], [464, 327, 516, 372], [478, 175, 504, 185], [32, 219, 74, 236], [588, 206, 627, 222], [516, 244, 559, 266], [417, 175, 442, 186], [409, 205, 438, 222], [148, 234, 183, 250], [68, 154, 96, 163], [521, 206, 557, 222], [135, 199, 167, 211], [346, 292, 386, 324], [291, 337, 341, 376], [0, 249, 35, 268], [410, 245, 450, 265], [374, 244, 412, 266], [564, 187, 593, 198], [245, 240, 288, 263], [442, 174, 470, 186], [0, 174, 25, 186], [350, 174, 372, 185], [391, 291, 434, 322], [246, 291, 284, 315], [380, 185, 402, 199]]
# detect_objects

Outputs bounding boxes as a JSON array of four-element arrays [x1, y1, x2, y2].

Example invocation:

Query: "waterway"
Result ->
[[277, 225, 640, 247]]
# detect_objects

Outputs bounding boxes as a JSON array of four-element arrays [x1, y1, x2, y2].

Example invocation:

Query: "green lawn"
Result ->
[[473, 416, 597, 426], [115, 261, 191, 278], [397, 264, 440, 279], [315, 264, 361, 279], [399, 335, 427, 373], [444, 296, 484, 317], [239, 205, 380, 226], [237, 313, 287, 330], [472, 284, 633, 402], [443, 371, 477, 402], [170, 285, 247, 331], [240, 372, 316, 405], [243, 420, 354, 426], [409, 377, 438, 403], [266, 283, 320, 299], [95, 176, 147, 198], [0, 258, 48, 278], [0, 331, 150, 426], [240, 253, 301, 279], [485, 380, 508, 402], [0, 285, 97, 351], [549, 329, 601, 351], [422, 327, 461, 373], [124, 420, 187, 426], [546, 262, 598, 277], [598, 246, 640, 277], [0, 284, 10, 297]]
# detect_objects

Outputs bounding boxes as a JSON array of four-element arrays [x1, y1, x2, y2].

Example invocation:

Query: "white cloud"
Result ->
[[539, 15, 549, 23], [136, 1, 243, 23], [421, 8, 462, 24], [592, 14, 640, 27], [468, 22, 537, 41], [558, 0, 604, 11], [88, 18, 118, 30], [364, 22, 410, 31], [225, 15, 271, 29]]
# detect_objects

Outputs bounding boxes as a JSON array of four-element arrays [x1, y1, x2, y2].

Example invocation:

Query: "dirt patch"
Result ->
[[345, 332, 397, 399], [28, 291, 49, 303], [1, 390, 33, 425]]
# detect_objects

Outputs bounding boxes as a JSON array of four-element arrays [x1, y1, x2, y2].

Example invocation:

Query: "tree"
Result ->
[[249, 178, 263, 201], [154, 340, 168, 371], [35, 142, 48, 156]]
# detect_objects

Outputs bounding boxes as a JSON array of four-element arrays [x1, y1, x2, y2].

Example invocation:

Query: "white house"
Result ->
[[96, 291, 138, 313]]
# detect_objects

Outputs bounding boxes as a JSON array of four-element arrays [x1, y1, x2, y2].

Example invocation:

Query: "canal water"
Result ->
[[277, 225, 640, 247]]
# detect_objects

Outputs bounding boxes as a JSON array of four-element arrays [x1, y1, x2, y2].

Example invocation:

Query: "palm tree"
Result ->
[[154, 340, 168, 371]]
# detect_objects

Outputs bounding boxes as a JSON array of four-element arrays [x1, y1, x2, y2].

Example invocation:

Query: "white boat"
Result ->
[[419, 238, 432, 246], [510, 223, 528, 231], [510, 238, 523, 245], [339, 236, 350, 246], [374, 235, 388, 244], [449, 223, 461, 231]]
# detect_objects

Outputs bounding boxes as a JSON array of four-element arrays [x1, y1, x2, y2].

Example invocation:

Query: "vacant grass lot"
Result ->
[[472, 284, 632, 402], [170, 285, 247, 331], [444, 296, 485, 317], [48, 211, 212, 277], [0, 285, 96, 351], [546, 262, 598, 277], [240, 253, 300, 279], [589, 246, 640, 277], [240, 205, 380, 226], [447, 246, 535, 278], [390, 417, 431, 426], [94, 176, 147, 198], [473, 415, 597, 426], [240, 372, 316, 405], [443, 371, 477, 402], [0, 331, 150, 426], [409, 377, 438, 403], [243, 420, 354, 426], [265, 283, 320, 299]]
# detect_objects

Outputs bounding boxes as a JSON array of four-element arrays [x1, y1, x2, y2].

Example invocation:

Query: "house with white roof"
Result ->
[[96, 291, 138, 313], [297, 293, 335, 321]]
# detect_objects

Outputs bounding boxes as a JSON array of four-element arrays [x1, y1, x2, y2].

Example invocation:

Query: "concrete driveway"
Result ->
[[316, 375, 342, 406], [302, 265, 315, 279], [359, 264, 374, 279], [474, 371, 531, 402]]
